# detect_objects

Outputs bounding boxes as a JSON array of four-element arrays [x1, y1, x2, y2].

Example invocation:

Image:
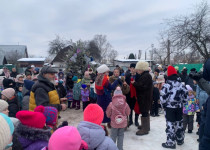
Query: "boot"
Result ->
[[139, 116, 150, 131], [128, 112, 133, 127], [135, 114, 139, 127], [162, 143, 176, 149], [136, 117, 149, 136]]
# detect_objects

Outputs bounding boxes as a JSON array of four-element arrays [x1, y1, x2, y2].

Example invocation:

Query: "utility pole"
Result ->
[[167, 40, 170, 64], [145, 51, 147, 60], [151, 44, 154, 61]]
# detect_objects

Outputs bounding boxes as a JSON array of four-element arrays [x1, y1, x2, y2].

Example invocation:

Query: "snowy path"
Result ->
[[59, 108, 199, 150]]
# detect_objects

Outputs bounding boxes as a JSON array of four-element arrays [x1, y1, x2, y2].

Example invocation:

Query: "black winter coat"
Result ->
[[8, 96, 19, 117], [133, 71, 153, 112]]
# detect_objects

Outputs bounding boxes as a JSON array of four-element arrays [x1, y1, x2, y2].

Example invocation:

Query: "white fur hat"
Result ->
[[0, 100, 9, 112], [0, 114, 11, 150], [97, 64, 110, 74], [135, 61, 149, 71]]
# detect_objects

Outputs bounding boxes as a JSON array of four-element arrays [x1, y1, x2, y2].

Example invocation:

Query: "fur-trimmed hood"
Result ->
[[16, 123, 51, 148]]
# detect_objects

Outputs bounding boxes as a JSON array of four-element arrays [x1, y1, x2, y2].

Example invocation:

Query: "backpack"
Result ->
[[112, 103, 127, 125]]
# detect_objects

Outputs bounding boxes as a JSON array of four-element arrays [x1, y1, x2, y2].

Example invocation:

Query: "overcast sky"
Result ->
[[0, 0, 203, 59]]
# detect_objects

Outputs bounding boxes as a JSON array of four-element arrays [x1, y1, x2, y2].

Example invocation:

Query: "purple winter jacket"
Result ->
[[81, 89, 89, 102], [15, 123, 51, 150]]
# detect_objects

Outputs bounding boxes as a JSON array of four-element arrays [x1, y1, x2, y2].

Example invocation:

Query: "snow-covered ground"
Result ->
[[59, 108, 199, 150]]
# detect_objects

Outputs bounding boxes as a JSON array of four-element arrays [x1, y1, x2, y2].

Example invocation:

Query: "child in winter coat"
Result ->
[[34, 105, 58, 132], [81, 71, 91, 88], [16, 84, 23, 110], [106, 87, 130, 150], [183, 85, 199, 133], [42, 126, 88, 150], [72, 76, 81, 110], [15, 110, 51, 150], [77, 104, 119, 150], [1, 88, 19, 117], [160, 66, 188, 149], [22, 80, 35, 110], [81, 84, 90, 111], [55, 80, 67, 99], [65, 72, 74, 108], [150, 82, 160, 117]]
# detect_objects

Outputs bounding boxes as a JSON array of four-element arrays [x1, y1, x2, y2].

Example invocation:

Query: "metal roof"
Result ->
[[18, 58, 46, 62]]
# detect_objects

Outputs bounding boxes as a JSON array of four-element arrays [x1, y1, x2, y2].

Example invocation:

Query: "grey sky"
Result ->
[[0, 0, 202, 59]]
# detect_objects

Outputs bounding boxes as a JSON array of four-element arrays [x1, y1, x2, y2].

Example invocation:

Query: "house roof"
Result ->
[[18, 58, 46, 62], [51, 45, 72, 63], [0, 45, 28, 61], [114, 59, 154, 62]]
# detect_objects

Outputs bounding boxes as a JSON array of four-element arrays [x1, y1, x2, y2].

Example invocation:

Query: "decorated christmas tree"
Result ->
[[65, 41, 90, 79]]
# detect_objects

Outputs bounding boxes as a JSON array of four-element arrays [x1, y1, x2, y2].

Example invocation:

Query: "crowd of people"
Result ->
[[0, 58, 210, 150]]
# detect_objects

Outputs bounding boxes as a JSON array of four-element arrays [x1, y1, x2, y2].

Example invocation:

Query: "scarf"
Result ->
[[95, 74, 108, 90], [130, 77, 137, 98]]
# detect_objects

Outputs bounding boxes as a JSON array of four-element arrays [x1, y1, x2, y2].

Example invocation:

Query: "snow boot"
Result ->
[[162, 143, 176, 149], [135, 114, 139, 127], [138, 116, 150, 131], [128, 113, 133, 127], [136, 117, 149, 136]]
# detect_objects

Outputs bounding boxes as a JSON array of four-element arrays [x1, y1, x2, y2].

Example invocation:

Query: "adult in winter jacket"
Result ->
[[131, 61, 153, 136], [160, 66, 188, 149], [95, 64, 120, 124], [125, 63, 140, 127], [22, 80, 35, 110], [77, 104, 118, 150], [1, 88, 19, 117], [29, 66, 67, 112], [10, 68, 18, 78], [199, 58, 210, 150]]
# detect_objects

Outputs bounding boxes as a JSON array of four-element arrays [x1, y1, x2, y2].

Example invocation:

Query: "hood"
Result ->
[[37, 74, 54, 88], [203, 58, 210, 81], [24, 80, 35, 91], [112, 95, 126, 108], [77, 121, 105, 149], [167, 76, 183, 88], [16, 123, 51, 148]]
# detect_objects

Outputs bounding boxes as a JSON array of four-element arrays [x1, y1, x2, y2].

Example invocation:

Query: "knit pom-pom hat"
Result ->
[[0, 99, 9, 112], [48, 126, 88, 150], [72, 76, 78, 82], [16, 110, 46, 129], [84, 104, 104, 125], [114, 87, 122, 95], [1, 88, 15, 99], [34, 105, 58, 127], [167, 66, 177, 77]]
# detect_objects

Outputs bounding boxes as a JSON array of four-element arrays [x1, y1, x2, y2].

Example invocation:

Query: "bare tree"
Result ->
[[93, 34, 112, 63], [166, 1, 210, 60], [87, 40, 101, 61], [48, 35, 67, 55], [107, 49, 118, 65]]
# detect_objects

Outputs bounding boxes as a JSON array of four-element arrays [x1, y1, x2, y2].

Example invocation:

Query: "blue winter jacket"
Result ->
[[77, 121, 118, 150], [199, 58, 210, 150]]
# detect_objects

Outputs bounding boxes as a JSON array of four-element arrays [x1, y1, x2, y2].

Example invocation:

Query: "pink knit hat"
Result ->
[[48, 126, 88, 150], [34, 105, 58, 127], [186, 85, 193, 92], [1, 88, 15, 99], [84, 104, 104, 125], [16, 111, 46, 129]]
